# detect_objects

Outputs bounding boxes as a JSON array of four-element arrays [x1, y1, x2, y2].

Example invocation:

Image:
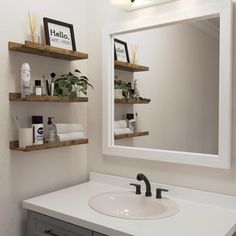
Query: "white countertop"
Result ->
[[23, 172, 236, 236]]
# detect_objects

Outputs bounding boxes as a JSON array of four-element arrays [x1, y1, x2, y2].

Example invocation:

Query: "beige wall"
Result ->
[[0, 1, 235, 236], [87, 0, 236, 196], [0, 1, 88, 236]]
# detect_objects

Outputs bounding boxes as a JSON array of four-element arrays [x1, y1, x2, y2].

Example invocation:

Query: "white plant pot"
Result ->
[[76, 88, 81, 97], [114, 89, 123, 99], [72, 84, 83, 97]]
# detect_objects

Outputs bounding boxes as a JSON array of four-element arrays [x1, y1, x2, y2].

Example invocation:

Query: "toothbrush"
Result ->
[[13, 114, 21, 129], [42, 75, 46, 95], [45, 79, 50, 96]]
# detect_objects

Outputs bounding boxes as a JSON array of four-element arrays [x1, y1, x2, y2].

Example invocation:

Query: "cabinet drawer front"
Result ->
[[93, 233, 108, 236], [28, 211, 92, 236]]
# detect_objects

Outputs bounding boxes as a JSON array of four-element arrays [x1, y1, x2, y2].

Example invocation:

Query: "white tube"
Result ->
[[51, 82, 54, 96]]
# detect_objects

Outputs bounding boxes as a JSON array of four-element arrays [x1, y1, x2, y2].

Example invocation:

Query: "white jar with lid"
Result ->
[[32, 116, 44, 145], [126, 113, 135, 133]]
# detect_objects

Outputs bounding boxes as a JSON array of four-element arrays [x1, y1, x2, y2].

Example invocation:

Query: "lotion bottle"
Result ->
[[47, 117, 56, 142]]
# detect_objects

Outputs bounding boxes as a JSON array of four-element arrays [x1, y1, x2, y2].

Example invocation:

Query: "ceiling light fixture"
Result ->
[[130, 0, 176, 11], [110, 0, 176, 11]]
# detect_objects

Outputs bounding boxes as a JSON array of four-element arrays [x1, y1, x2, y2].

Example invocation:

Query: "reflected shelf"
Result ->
[[114, 131, 149, 140], [115, 60, 149, 72], [115, 98, 151, 104]]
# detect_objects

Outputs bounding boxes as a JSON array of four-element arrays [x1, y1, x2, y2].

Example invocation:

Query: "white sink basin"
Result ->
[[88, 191, 178, 220]]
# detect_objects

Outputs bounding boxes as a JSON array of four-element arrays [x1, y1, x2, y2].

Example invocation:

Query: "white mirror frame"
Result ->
[[102, 0, 233, 169]]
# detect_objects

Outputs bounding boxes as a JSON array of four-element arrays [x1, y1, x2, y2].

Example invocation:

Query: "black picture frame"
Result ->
[[114, 38, 130, 63], [43, 17, 77, 51]]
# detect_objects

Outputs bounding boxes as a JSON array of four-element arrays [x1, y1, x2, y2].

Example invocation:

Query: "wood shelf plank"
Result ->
[[115, 60, 149, 72], [115, 98, 151, 104], [9, 41, 88, 61], [114, 131, 149, 140], [10, 139, 88, 152], [9, 93, 88, 103]]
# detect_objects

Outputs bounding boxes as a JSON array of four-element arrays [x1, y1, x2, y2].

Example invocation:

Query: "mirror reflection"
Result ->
[[114, 17, 220, 155]]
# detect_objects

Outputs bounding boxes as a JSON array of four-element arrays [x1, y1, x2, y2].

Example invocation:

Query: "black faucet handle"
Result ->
[[130, 183, 141, 194], [156, 188, 169, 199]]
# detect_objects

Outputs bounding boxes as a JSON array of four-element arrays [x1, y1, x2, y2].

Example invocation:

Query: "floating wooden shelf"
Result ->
[[114, 131, 149, 140], [115, 98, 151, 104], [115, 60, 149, 72], [10, 139, 88, 152], [9, 41, 88, 61], [9, 93, 88, 103]]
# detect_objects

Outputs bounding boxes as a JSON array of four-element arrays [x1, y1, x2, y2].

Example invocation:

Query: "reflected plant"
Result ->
[[114, 79, 150, 102], [115, 80, 132, 99]]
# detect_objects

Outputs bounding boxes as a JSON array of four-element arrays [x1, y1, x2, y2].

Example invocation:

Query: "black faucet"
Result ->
[[136, 173, 152, 197]]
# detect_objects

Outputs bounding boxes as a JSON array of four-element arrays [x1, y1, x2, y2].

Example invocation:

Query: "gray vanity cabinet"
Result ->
[[27, 211, 107, 236], [93, 233, 107, 236]]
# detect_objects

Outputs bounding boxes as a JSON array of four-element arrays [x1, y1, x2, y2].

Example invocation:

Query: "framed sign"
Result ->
[[114, 38, 130, 63], [43, 17, 76, 51]]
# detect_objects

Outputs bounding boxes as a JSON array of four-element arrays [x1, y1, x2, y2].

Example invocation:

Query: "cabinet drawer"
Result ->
[[93, 233, 107, 236], [28, 211, 92, 236]]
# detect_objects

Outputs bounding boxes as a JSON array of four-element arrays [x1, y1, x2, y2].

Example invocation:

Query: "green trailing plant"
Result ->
[[137, 97, 151, 103], [54, 69, 93, 100], [114, 80, 126, 90]]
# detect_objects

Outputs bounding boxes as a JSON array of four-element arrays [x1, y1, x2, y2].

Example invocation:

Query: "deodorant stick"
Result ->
[[32, 116, 44, 145], [21, 63, 31, 98]]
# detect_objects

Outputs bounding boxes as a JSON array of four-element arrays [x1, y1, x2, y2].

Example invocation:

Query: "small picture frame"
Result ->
[[114, 38, 130, 63], [43, 17, 77, 51]]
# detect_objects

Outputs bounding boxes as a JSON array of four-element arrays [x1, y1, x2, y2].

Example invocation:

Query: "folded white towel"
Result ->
[[114, 128, 132, 135], [114, 120, 127, 129], [56, 132, 85, 142], [55, 123, 83, 134]]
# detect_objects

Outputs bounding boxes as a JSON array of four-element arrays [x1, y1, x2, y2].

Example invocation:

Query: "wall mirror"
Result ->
[[102, 0, 232, 169]]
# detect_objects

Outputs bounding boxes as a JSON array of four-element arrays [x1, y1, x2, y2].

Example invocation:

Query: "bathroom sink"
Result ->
[[88, 191, 178, 220]]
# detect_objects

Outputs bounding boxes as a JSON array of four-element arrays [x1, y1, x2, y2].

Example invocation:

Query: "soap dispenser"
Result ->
[[47, 117, 57, 142]]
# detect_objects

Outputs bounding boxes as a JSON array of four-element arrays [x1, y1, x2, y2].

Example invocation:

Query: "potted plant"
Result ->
[[114, 80, 132, 99], [54, 69, 93, 100]]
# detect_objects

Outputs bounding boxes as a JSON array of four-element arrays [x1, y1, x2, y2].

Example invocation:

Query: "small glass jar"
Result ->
[[34, 80, 42, 96]]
